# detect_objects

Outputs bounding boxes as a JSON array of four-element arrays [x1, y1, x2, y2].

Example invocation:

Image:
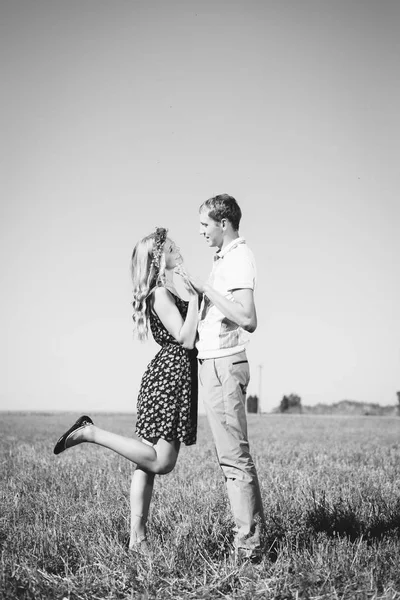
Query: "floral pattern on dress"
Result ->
[[135, 292, 198, 445]]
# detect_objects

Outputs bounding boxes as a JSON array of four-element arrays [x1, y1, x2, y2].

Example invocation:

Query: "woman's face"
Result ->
[[163, 238, 182, 270]]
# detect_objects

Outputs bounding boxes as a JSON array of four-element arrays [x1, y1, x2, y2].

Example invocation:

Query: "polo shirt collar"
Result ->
[[214, 237, 245, 261]]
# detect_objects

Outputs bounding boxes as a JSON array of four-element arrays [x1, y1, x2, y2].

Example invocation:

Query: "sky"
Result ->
[[1, 0, 399, 414]]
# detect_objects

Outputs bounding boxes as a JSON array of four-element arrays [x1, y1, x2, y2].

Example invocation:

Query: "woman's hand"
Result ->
[[174, 264, 198, 297]]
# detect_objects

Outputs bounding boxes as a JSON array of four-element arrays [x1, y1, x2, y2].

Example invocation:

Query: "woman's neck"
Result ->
[[164, 271, 177, 294]]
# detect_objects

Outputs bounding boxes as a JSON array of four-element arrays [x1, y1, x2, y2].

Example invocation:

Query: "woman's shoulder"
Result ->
[[152, 286, 189, 312], [153, 285, 173, 298], [152, 285, 179, 305]]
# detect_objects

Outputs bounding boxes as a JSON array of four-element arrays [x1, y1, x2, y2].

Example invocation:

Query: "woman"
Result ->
[[54, 227, 199, 550]]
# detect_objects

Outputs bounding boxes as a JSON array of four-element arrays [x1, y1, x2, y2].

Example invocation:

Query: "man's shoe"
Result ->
[[53, 415, 93, 455]]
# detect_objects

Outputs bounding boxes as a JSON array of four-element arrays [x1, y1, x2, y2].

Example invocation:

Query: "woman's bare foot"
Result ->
[[129, 537, 149, 554], [129, 515, 147, 551]]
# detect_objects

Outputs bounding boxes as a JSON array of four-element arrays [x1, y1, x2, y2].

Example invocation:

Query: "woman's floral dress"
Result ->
[[135, 293, 197, 445]]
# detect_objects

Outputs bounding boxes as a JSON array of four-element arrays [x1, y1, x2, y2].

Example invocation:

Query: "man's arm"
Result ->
[[194, 279, 257, 333]]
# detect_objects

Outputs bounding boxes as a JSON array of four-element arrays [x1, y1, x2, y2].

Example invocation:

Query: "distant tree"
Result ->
[[280, 393, 302, 413], [397, 391, 400, 416], [247, 395, 258, 414], [280, 395, 289, 412]]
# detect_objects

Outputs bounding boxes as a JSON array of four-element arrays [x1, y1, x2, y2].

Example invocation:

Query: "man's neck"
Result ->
[[219, 232, 240, 252]]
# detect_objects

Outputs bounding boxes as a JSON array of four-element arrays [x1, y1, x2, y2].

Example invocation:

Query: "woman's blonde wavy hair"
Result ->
[[131, 229, 167, 340]]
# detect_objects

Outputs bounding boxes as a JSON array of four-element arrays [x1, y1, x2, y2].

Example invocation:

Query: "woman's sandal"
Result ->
[[53, 415, 93, 455]]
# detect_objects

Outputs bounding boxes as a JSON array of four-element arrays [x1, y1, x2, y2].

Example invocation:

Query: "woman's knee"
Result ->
[[132, 467, 154, 482], [154, 456, 177, 475], [152, 439, 179, 474]]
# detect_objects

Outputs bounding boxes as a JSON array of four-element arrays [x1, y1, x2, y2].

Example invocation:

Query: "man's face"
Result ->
[[199, 209, 223, 249]]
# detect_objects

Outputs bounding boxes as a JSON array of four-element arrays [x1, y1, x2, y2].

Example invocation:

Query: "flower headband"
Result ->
[[151, 227, 168, 271]]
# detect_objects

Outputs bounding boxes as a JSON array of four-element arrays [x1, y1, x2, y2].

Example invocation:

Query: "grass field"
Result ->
[[2, 412, 400, 599]]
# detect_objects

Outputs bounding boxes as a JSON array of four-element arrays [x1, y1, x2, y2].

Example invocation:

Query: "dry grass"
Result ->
[[1, 412, 400, 599]]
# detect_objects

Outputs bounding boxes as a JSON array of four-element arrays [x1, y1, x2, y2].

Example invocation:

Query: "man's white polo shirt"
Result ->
[[196, 237, 257, 359]]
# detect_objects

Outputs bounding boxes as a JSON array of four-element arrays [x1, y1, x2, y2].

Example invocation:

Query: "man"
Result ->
[[190, 193, 264, 560]]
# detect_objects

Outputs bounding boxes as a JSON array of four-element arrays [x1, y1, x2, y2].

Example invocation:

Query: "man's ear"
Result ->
[[220, 218, 227, 230]]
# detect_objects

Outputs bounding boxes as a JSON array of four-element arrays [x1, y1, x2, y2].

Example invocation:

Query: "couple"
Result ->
[[54, 194, 264, 560]]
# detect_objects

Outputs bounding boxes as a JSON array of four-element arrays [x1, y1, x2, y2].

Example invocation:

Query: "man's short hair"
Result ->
[[199, 194, 242, 231]]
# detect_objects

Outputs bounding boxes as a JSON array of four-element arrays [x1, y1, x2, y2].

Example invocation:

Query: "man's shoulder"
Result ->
[[226, 241, 256, 264], [219, 244, 256, 288]]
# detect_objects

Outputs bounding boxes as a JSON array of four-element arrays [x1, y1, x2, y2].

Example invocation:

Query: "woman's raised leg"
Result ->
[[64, 424, 181, 474]]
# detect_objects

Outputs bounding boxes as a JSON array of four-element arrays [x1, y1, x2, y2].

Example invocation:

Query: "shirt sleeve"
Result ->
[[224, 248, 256, 291]]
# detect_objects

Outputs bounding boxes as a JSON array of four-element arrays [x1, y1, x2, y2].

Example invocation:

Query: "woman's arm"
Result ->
[[153, 287, 199, 349]]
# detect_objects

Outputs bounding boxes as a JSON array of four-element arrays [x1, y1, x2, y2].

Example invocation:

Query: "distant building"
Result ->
[[247, 395, 258, 414]]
